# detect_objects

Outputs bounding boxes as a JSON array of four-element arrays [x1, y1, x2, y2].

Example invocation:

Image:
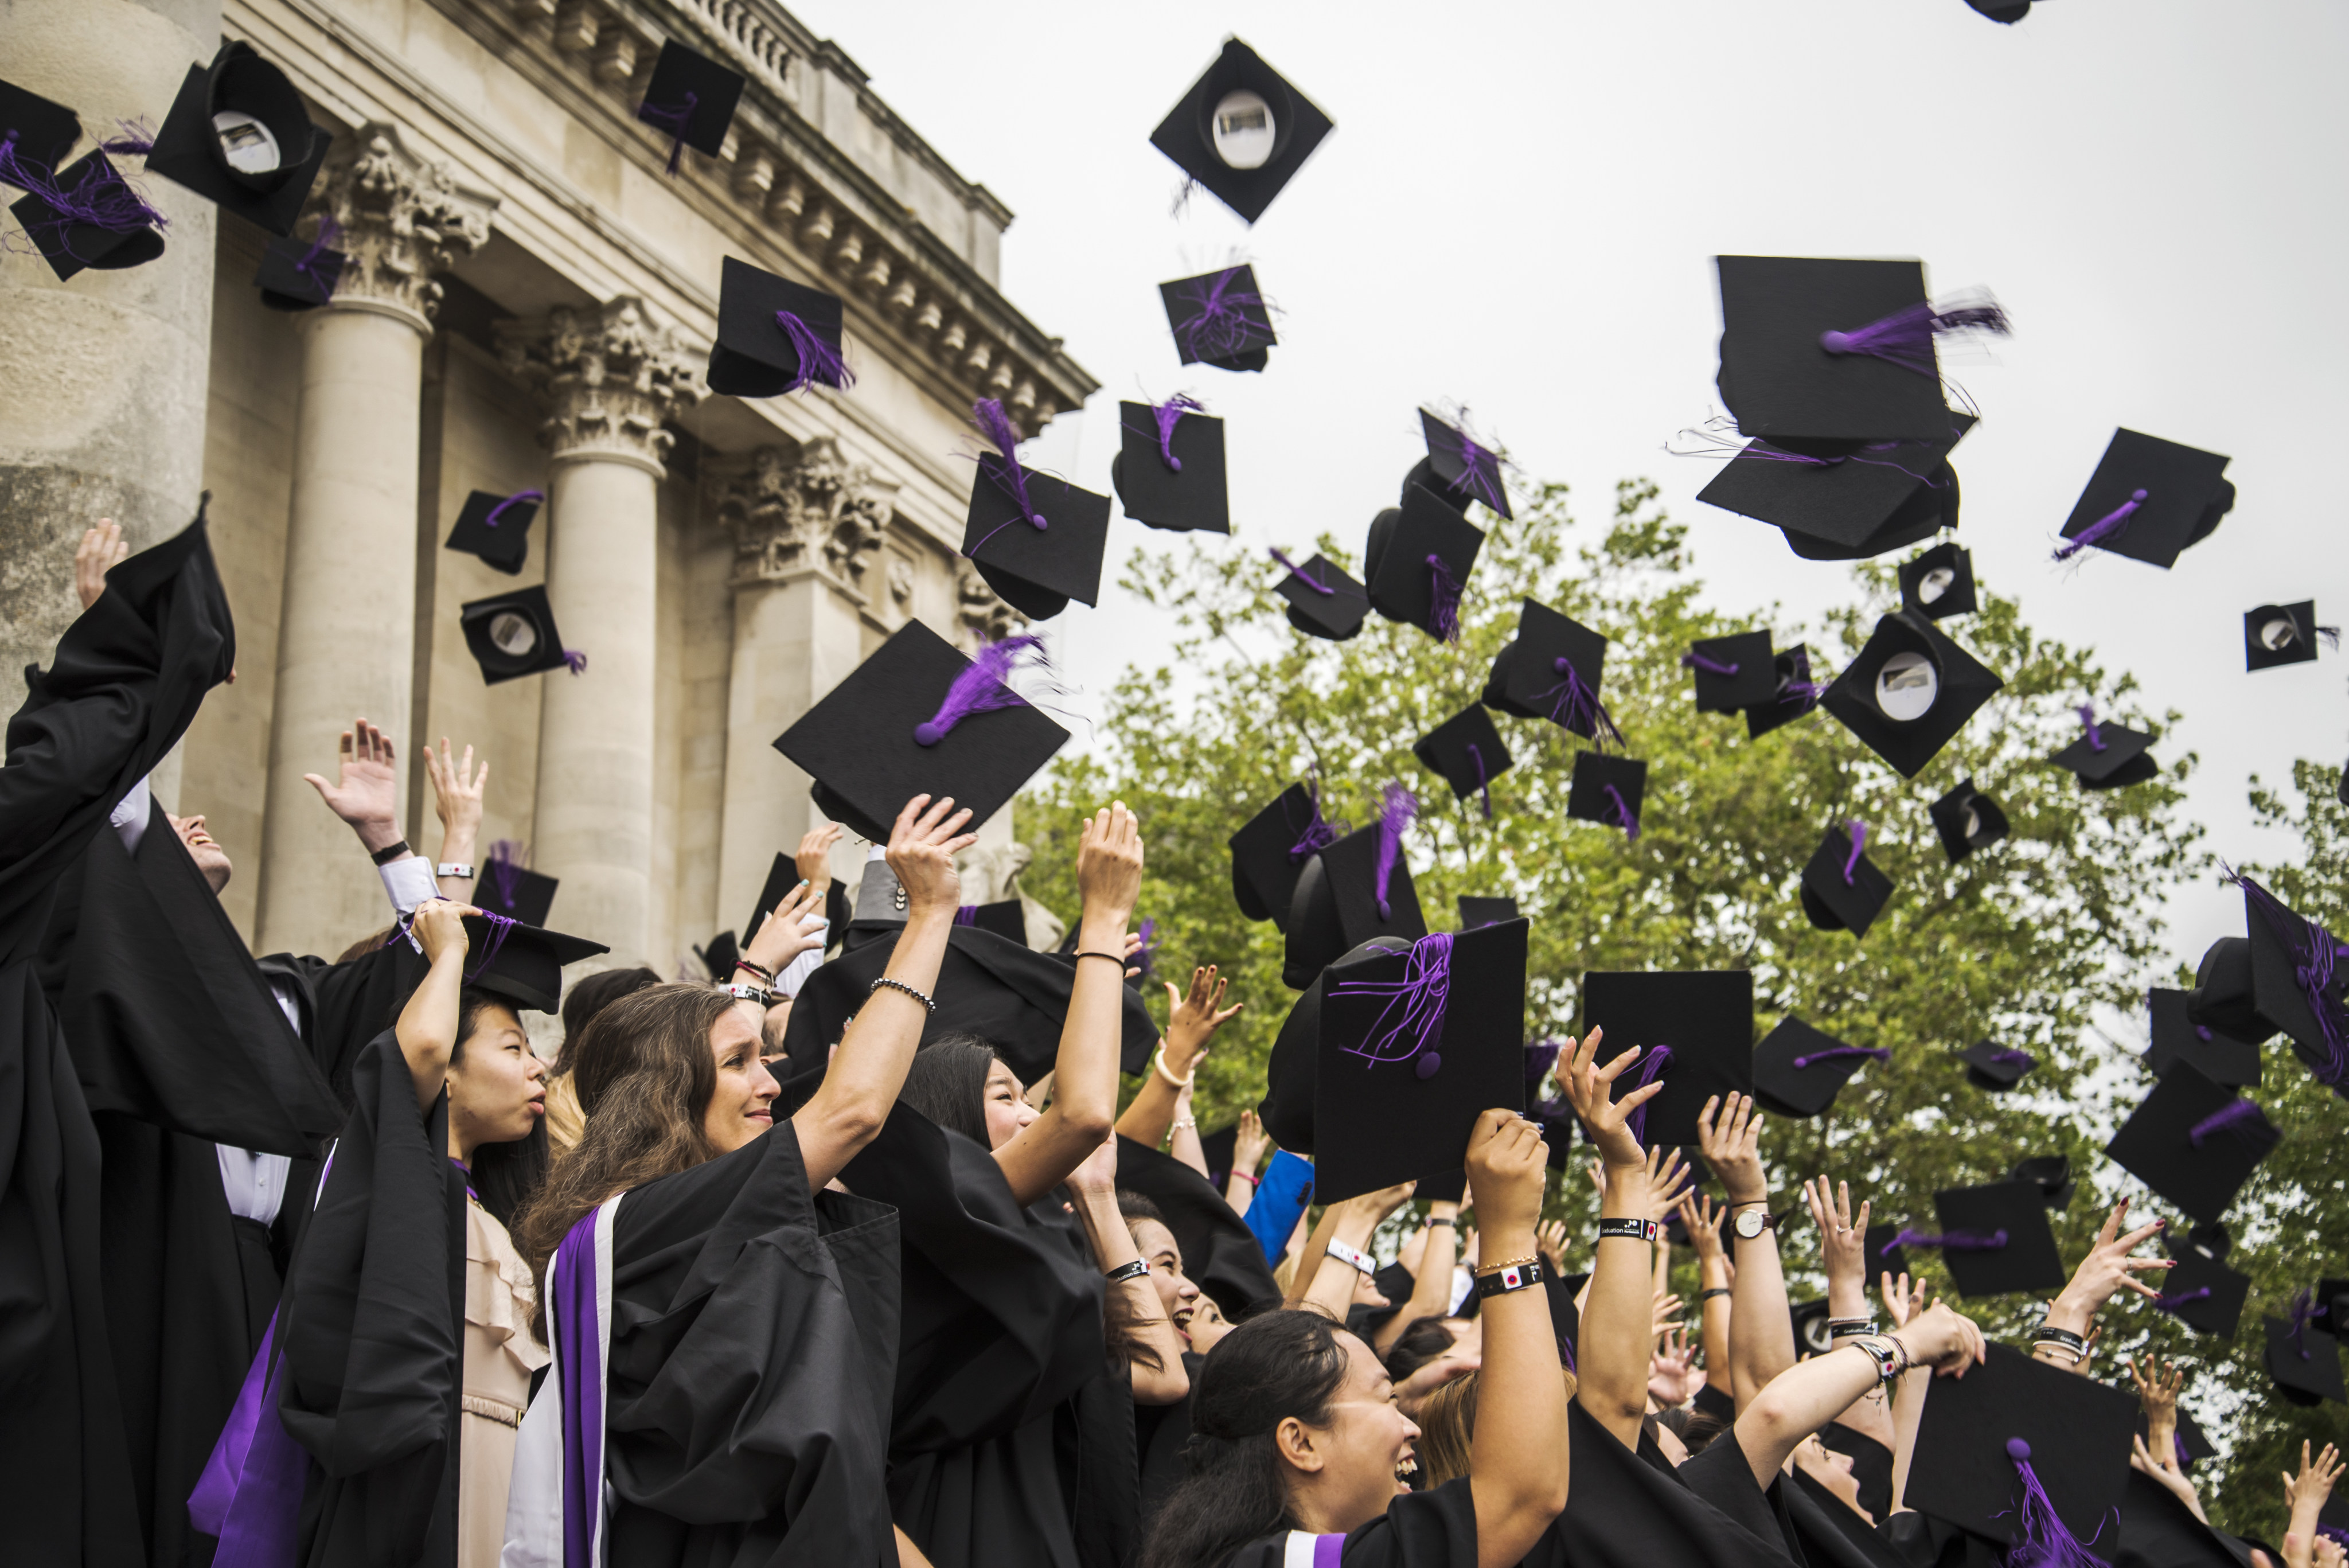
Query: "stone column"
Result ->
[[500, 300, 701, 963], [251, 126, 494, 955], [713, 438, 900, 924], [0, 0, 217, 691]]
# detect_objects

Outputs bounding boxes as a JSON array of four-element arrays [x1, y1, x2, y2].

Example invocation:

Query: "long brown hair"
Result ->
[[514, 983, 736, 1332]]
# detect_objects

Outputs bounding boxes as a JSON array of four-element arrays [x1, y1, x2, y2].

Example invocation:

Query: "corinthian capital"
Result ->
[[716, 436, 902, 592], [309, 124, 497, 324], [497, 298, 704, 473], [955, 559, 1025, 645]]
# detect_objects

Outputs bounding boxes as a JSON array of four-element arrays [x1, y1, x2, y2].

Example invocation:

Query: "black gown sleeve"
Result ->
[[1680, 1425, 1806, 1561], [1821, 1422, 1897, 1526], [1789, 1466, 1914, 1568], [1517, 1401, 1794, 1568], [1222, 1478, 1480, 1568]]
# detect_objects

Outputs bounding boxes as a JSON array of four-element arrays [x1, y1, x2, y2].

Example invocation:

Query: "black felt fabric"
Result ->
[[1220, 1475, 1481, 1568], [1115, 1134, 1282, 1318], [1792, 1464, 1910, 1567], [2114, 1466, 2250, 1568], [1515, 1401, 1793, 1566], [1681, 1424, 1803, 1560], [1821, 1421, 1897, 1523], [1135, 1351, 1204, 1540]]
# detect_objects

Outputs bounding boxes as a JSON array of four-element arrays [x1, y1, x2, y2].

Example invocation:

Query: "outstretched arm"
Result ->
[[1296, 1183, 1414, 1321], [1226, 1109, 1271, 1216], [2035, 1199, 2171, 1374], [1114, 964, 1242, 1150], [1733, 1303, 1984, 1490], [305, 719, 438, 914], [1558, 1025, 1672, 1446], [1465, 1110, 1571, 1568], [1698, 1094, 1793, 1410], [422, 739, 488, 901], [393, 899, 479, 1114], [1068, 1134, 1189, 1405]]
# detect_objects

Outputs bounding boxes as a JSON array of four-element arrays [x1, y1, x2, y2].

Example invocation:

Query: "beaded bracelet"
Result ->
[[869, 975, 935, 1013]]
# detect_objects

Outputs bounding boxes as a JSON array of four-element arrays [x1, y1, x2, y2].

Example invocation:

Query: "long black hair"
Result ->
[[454, 989, 549, 1231], [898, 1032, 1000, 1146], [1137, 1309, 1352, 1568]]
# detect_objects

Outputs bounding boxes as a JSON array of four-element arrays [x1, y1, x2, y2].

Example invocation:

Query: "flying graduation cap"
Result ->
[[1819, 609, 2004, 778], [1801, 820, 1894, 938], [1161, 266, 1278, 372], [1901, 542, 1979, 620], [1283, 786, 1426, 990], [0, 79, 165, 279], [1269, 548, 1369, 641], [1683, 632, 1777, 713], [1412, 705, 1513, 818], [2229, 869, 2349, 1089], [960, 398, 1110, 619], [1567, 752, 1646, 841], [146, 40, 331, 236], [1484, 598, 1622, 745], [252, 225, 346, 310], [2007, 1154, 2075, 1210], [2052, 429, 2234, 570], [2266, 1307, 2346, 1406], [1366, 483, 1483, 643], [1458, 896, 1517, 930], [1960, 1039, 2035, 1091], [474, 841, 559, 929], [1113, 396, 1229, 533], [2105, 1059, 2280, 1223], [2145, 986, 2264, 1089], [1697, 415, 1973, 561], [1751, 1017, 1886, 1118], [1581, 969, 1754, 1150], [1148, 38, 1333, 225], [2245, 601, 2334, 672], [459, 585, 579, 685], [2049, 705, 2160, 791], [1746, 643, 1826, 740], [444, 487, 543, 575], [1230, 781, 1345, 932], [1929, 778, 2008, 863], [1909, 1180, 2067, 1297], [1414, 409, 1513, 520], [2149, 1243, 2252, 1338], [707, 257, 850, 397], [635, 38, 746, 174]]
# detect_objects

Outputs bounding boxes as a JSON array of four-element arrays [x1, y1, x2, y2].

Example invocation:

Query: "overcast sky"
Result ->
[[787, 0, 2349, 974]]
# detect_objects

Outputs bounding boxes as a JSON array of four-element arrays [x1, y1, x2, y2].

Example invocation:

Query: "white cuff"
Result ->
[[110, 776, 152, 855], [379, 855, 439, 916], [777, 931, 828, 999], [865, 842, 889, 863]]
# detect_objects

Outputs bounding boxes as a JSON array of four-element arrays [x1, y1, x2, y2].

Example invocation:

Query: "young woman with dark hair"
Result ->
[[538, 963, 659, 1152]]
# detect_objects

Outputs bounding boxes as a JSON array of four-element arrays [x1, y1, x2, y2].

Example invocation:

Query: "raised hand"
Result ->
[[410, 898, 477, 964], [1067, 1128, 1121, 1196], [1075, 803, 1145, 927], [424, 738, 487, 838], [1649, 1327, 1699, 1406], [2285, 1440, 2345, 1524], [2044, 1199, 2171, 1345], [75, 520, 129, 610], [886, 794, 978, 919], [1804, 1175, 1872, 1301], [2128, 1355, 2184, 1425], [796, 823, 843, 894], [744, 877, 828, 974], [1535, 1218, 1571, 1273], [1231, 1107, 1270, 1175], [1465, 1109, 1548, 1235], [1647, 1147, 1696, 1221], [1679, 1193, 1725, 1263], [1694, 1093, 1766, 1206], [303, 717, 405, 854], [1888, 1301, 1987, 1378], [1879, 1271, 1929, 1329], [1557, 1027, 1660, 1170], [2132, 1433, 2210, 1520], [1165, 964, 1243, 1072]]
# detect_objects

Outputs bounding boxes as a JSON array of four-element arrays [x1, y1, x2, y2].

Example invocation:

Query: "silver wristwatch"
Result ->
[[1731, 1204, 1773, 1241]]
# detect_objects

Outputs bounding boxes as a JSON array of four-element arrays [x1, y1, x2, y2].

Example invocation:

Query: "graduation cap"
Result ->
[[1484, 598, 1621, 744], [1715, 256, 1992, 443], [1113, 397, 1228, 533], [1312, 921, 1528, 1204], [1269, 548, 1369, 641], [1567, 751, 1646, 841], [1866, 1223, 1911, 1282], [2053, 430, 2234, 570], [1790, 1298, 1836, 1357], [2008, 1155, 2075, 1210], [1161, 265, 1278, 372], [1914, 1180, 2067, 1297], [1905, 1343, 2139, 1557], [252, 227, 345, 311], [443, 487, 542, 576], [457, 915, 608, 1013], [2227, 871, 2349, 1085], [474, 848, 558, 935], [2246, 602, 2332, 672], [1413, 705, 1513, 818], [956, 900, 1027, 943], [1930, 778, 2009, 864], [1751, 1017, 1884, 1118], [2048, 705, 2159, 790], [2266, 1309, 2346, 1406], [1901, 543, 1979, 621], [707, 257, 849, 397], [459, 585, 578, 685], [2147, 1245, 2251, 1338], [1684, 631, 1777, 713], [1801, 820, 1894, 938], [693, 930, 740, 983], [1960, 1039, 2035, 1091], [1746, 643, 1827, 740], [146, 41, 330, 236], [961, 399, 1109, 619], [1148, 39, 1333, 224], [1365, 483, 1484, 643], [7, 147, 169, 280], [744, 852, 802, 945], [1259, 973, 1333, 1153], [0, 76, 83, 170], [773, 620, 1068, 845], [2105, 1060, 2280, 1223], [1282, 789, 1426, 990], [2184, 935, 2281, 1049], [1230, 782, 1345, 931], [1581, 969, 1754, 1150], [1966, 0, 2036, 21], [634, 38, 746, 173], [1698, 417, 1973, 561], [2146, 987, 2264, 1088], [1820, 610, 2004, 779], [1458, 896, 1517, 930], [1414, 409, 1513, 520]]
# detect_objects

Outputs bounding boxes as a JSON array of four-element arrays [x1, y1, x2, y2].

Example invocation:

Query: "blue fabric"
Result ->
[[1245, 1150, 1314, 1264]]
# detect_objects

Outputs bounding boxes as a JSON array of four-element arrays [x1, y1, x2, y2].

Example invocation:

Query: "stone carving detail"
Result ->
[[307, 124, 497, 321], [955, 841, 1064, 951], [887, 556, 915, 606], [498, 298, 704, 469], [955, 559, 1025, 644], [716, 436, 901, 590]]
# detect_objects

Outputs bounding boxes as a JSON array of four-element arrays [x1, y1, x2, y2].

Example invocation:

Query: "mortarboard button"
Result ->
[[1161, 265, 1278, 372], [1745, 643, 1825, 739], [1567, 751, 1646, 841], [2007, 1155, 2075, 1210], [2265, 1308, 2346, 1406], [145, 41, 331, 236], [2145, 986, 2264, 1087], [252, 226, 346, 311], [1269, 548, 1369, 641], [1699, 416, 1975, 560], [1414, 409, 1513, 520], [2229, 870, 2349, 1089], [1230, 782, 1345, 931], [1484, 598, 1622, 744], [1581, 969, 1754, 1150], [2184, 935, 2281, 1049], [2048, 705, 2160, 790], [456, 914, 608, 1013], [692, 929, 739, 983], [959, 398, 1110, 619], [1148, 40, 1333, 225], [1908, 1180, 2068, 1297], [1113, 396, 1230, 533], [444, 487, 542, 576], [474, 841, 559, 929], [1905, 1344, 2139, 1553], [1901, 541, 1979, 620], [2104, 1059, 2280, 1223], [1282, 786, 1427, 990], [707, 256, 850, 397], [1412, 705, 1513, 818], [1751, 1017, 1886, 1118], [635, 38, 746, 173], [7, 148, 169, 280], [1866, 1223, 1910, 1282], [2145, 1246, 2250, 1339], [0, 76, 87, 171], [459, 584, 579, 685], [2245, 601, 2333, 673], [1801, 819, 1894, 938], [2052, 429, 2234, 570], [1458, 896, 1517, 930], [1683, 631, 1778, 713], [1367, 483, 1483, 644], [1929, 778, 2009, 864], [1960, 1039, 2035, 1091], [1820, 609, 2004, 779]]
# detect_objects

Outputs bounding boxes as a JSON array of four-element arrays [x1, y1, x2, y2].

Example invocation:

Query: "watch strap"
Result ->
[[369, 839, 410, 866], [1597, 1218, 1660, 1243], [1325, 1239, 1378, 1276], [1474, 1258, 1547, 1300]]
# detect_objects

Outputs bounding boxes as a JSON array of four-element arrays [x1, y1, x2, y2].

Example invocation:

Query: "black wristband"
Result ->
[[1474, 1258, 1547, 1300], [1698, 1287, 1732, 1302], [1104, 1259, 1150, 1285], [369, 839, 410, 866], [1598, 1218, 1660, 1243], [2032, 1323, 2088, 1352]]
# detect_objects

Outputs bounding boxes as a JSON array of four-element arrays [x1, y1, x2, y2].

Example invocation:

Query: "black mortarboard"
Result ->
[[1113, 400, 1229, 533], [1582, 969, 1754, 1150], [1567, 751, 1646, 840], [1484, 599, 1616, 740], [2055, 429, 2234, 570], [2317, 1278, 2349, 1337], [1148, 40, 1333, 224], [1820, 610, 2004, 779], [958, 900, 1026, 943], [1906, 1343, 2138, 1550], [7, 149, 169, 279], [146, 41, 331, 236], [1791, 1298, 1835, 1358], [1160, 265, 1278, 372], [2048, 710, 2159, 791], [1230, 783, 1340, 931], [252, 230, 345, 311], [1751, 1017, 1881, 1118], [2146, 987, 2263, 1088], [1960, 1039, 2035, 1091], [1458, 896, 1517, 930], [1746, 643, 1825, 740], [457, 916, 608, 1013], [1259, 974, 1333, 1152], [1801, 821, 1894, 938], [1698, 417, 1973, 559], [1714, 256, 1956, 443], [2105, 1060, 2279, 1223], [2007, 1155, 2075, 1210], [1366, 484, 1484, 643], [2266, 1315, 2346, 1406], [693, 930, 739, 983], [1283, 813, 1427, 990], [0, 77, 83, 170], [1413, 705, 1513, 814], [1927, 1180, 2066, 1297], [1685, 631, 1778, 713], [772, 618, 1069, 844], [459, 586, 573, 685], [2185, 936, 2281, 1047], [1313, 922, 1528, 1203], [1929, 779, 2009, 864], [443, 488, 541, 576], [2245, 602, 2328, 672], [1783, 464, 1959, 563], [2149, 1246, 2250, 1338], [961, 447, 1110, 621], [1199, 1123, 1240, 1187], [745, 852, 800, 943], [1416, 409, 1513, 520], [2171, 1219, 2233, 1263], [1902, 542, 1980, 621], [475, 851, 558, 928], [2238, 876, 2349, 1082], [1968, 1, 2036, 21], [635, 38, 746, 163], [1271, 550, 1370, 641], [1866, 1223, 1910, 1282], [707, 257, 848, 397]]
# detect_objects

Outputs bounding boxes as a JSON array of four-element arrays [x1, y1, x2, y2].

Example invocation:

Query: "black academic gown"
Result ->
[[1134, 1351, 1204, 1534], [1113, 1135, 1282, 1319], [841, 1103, 1110, 1568], [1517, 1402, 1794, 1567], [0, 513, 236, 1568], [1220, 1477, 1480, 1567], [1821, 1422, 1897, 1526], [2113, 1468, 2260, 1568]]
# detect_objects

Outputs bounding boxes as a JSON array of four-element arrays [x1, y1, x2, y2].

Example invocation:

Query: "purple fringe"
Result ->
[[1443, 421, 1507, 510], [1134, 917, 1160, 980], [465, 912, 518, 980], [1842, 820, 1867, 885], [1373, 783, 1417, 921], [1792, 1045, 1890, 1070], [294, 217, 342, 299], [1682, 650, 1741, 677], [967, 399, 1048, 550], [1539, 660, 1626, 750], [2289, 1289, 2316, 1358], [1525, 1040, 1564, 1088], [1287, 777, 1345, 862], [1425, 553, 1463, 643], [0, 132, 169, 239], [484, 489, 544, 529], [1998, 1438, 2113, 1568], [1780, 677, 1827, 709], [2076, 705, 2108, 752], [1329, 931, 1454, 1074], [774, 311, 853, 393], [1622, 1044, 1673, 1148], [1603, 783, 1641, 841], [639, 91, 699, 176], [1465, 742, 1492, 821], [2185, 1097, 2267, 1147], [1269, 547, 1335, 596], [914, 633, 1045, 746], [2153, 1286, 2212, 1315], [1172, 267, 1265, 361], [1147, 393, 1203, 471], [561, 648, 588, 675], [2222, 864, 2349, 1085], [1887, 1227, 2008, 1251], [486, 840, 525, 912], [99, 119, 156, 157], [2054, 489, 2147, 563], [1983, 1047, 2036, 1068], [1819, 293, 2012, 379], [953, 906, 977, 926]]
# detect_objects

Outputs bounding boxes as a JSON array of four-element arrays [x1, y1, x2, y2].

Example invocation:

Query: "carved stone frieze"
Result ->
[[955, 559, 1024, 645], [716, 436, 901, 592], [497, 298, 703, 470], [306, 123, 497, 323]]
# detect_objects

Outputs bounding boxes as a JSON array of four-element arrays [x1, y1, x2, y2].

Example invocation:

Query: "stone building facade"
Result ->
[[1, 0, 1093, 970]]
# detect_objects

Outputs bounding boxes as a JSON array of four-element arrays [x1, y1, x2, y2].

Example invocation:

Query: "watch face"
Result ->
[[1736, 1209, 1765, 1238]]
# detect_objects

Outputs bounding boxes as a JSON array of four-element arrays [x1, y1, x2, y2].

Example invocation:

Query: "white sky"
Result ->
[[786, 0, 2349, 971]]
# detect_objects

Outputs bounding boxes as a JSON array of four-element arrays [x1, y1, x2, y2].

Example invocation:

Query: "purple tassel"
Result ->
[[1604, 783, 1641, 842], [1622, 1044, 1673, 1148], [1842, 820, 1867, 886], [99, 119, 156, 157], [1792, 1045, 1891, 1070], [465, 912, 519, 978], [1465, 742, 1492, 821], [1171, 266, 1266, 362], [1287, 777, 1345, 861], [1780, 676, 1827, 709], [1426, 553, 1464, 643], [1525, 1040, 1564, 1088], [966, 398, 1048, 553], [1682, 650, 1741, 677], [0, 132, 169, 239], [1329, 931, 1454, 1078], [953, 905, 977, 926], [2186, 1097, 2268, 1147], [2194, 1024, 2215, 1042], [1146, 393, 1203, 471], [914, 633, 1045, 747], [1135, 917, 1160, 980], [1269, 546, 1335, 596], [1538, 659, 1626, 749], [2076, 705, 2108, 752], [1999, 1438, 2112, 1568], [1886, 1227, 2008, 1251], [486, 841, 525, 912], [1819, 292, 2012, 379], [2289, 1288, 2316, 1358], [2321, 625, 2343, 651], [1983, 1047, 2037, 1069], [1373, 783, 1417, 921], [2174, 1434, 2193, 1470], [2153, 1286, 2212, 1315], [773, 311, 853, 393], [2053, 489, 2147, 563], [293, 217, 342, 300], [2222, 865, 2349, 1085], [638, 90, 699, 175], [484, 488, 544, 528], [561, 648, 587, 675], [1442, 421, 1508, 511]]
